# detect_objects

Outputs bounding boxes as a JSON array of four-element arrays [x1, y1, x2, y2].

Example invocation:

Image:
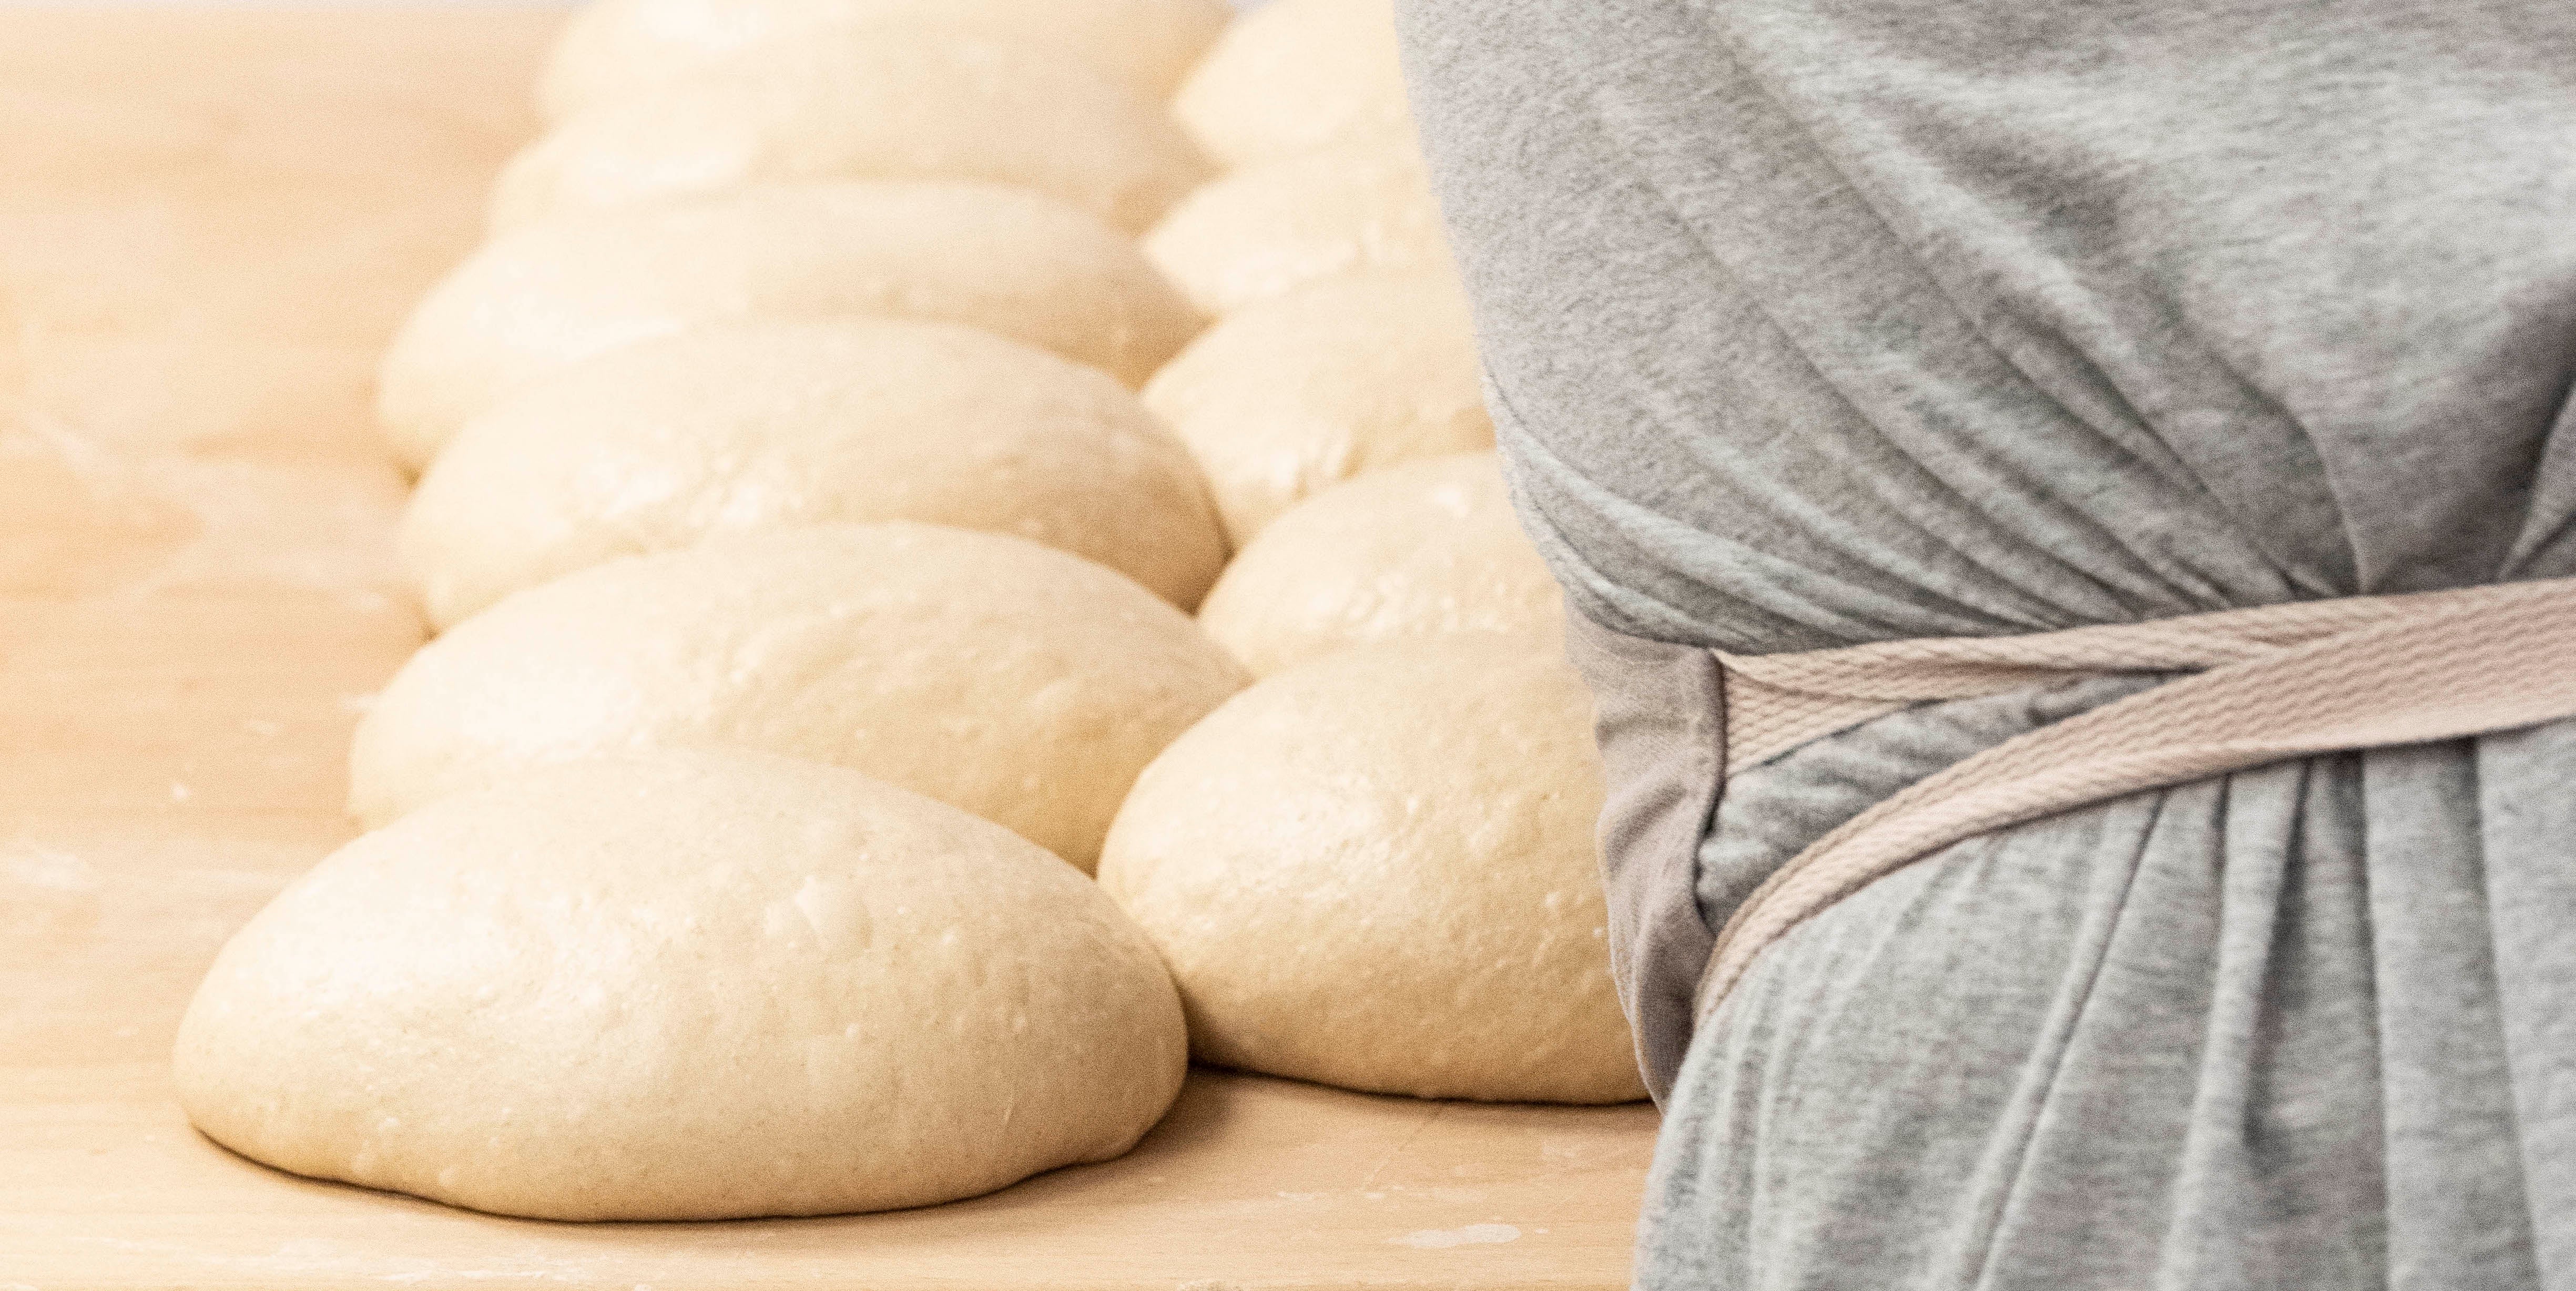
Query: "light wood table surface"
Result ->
[[0, 11, 1658, 1288]]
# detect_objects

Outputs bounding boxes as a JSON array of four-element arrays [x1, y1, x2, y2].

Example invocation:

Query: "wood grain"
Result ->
[[0, 11, 1657, 1288]]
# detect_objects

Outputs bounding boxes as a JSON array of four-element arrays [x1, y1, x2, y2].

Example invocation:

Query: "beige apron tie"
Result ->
[[1695, 577, 2576, 1025]]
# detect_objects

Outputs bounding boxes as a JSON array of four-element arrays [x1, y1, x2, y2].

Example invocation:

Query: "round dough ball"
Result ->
[[403, 319, 1228, 628], [351, 524, 1249, 870], [1098, 639, 1643, 1104], [177, 750, 1188, 1221], [1175, 0, 1414, 169], [378, 181, 1201, 472], [495, 39, 1210, 233], [1143, 140, 1449, 317], [1199, 453, 1560, 676], [1144, 270, 1491, 543], [539, 0, 1227, 121]]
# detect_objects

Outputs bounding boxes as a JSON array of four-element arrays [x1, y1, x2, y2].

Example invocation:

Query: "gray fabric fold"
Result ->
[[1399, 0, 2576, 1284], [1562, 609, 1727, 1101]]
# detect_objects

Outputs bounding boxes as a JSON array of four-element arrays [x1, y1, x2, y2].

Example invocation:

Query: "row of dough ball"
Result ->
[[362, 525, 1611, 1089], [368, 491, 1562, 865], [539, 0, 1408, 171], [355, 524, 1246, 871], [385, 0, 1445, 470], [498, 39, 1216, 235], [541, 0, 1226, 119], [343, 522, 1619, 1100], [177, 0, 1628, 1226], [375, 181, 1196, 472], [192, 516, 1613, 1211], [202, 520, 1607, 1225], [502, 0, 1416, 237], [400, 267, 1517, 635], [182, 625, 1634, 1222], [397, 0, 1481, 621], [380, 151, 1454, 475]]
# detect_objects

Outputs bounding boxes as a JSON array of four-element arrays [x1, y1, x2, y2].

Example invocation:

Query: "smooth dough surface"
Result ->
[[1175, 0, 1413, 169], [539, 0, 1227, 120], [1144, 270, 1491, 542], [177, 750, 1188, 1222], [1143, 141, 1450, 316], [1198, 453, 1561, 676], [351, 523, 1249, 870], [496, 39, 1210, 233], [378, 181, 1200, 472], [1098, 638, 1643, 1103], [403, 319, 1228, 627]]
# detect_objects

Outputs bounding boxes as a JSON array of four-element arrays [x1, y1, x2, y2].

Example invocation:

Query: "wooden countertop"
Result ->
[[0, 11, 1657, 1288]]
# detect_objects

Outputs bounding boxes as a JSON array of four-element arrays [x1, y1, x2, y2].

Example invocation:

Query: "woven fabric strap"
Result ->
[[1694, 576, 2576, 1024]]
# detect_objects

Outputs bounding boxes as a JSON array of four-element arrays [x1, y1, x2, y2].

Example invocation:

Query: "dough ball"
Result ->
[[1199, 453, 1561, 676], [1175, 0, 1414, 169], [539, 0, 1227, 120], [378, 181, 1200, 472], [176, 750, 1188, 1221], [1144, 270, 1491, 543], [351, 524, 1249, 870], [402, 319, 1228, 628], [1143, 140, 1449, 317], [1098, 639, 1643, 1104], [495, 39, 1210, 233]]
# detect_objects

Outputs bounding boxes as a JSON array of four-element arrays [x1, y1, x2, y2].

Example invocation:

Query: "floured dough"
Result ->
[[539, 0, 1227, 120], [378, 181, 1201, 472], [1175, 0, 1414, 169], [1097, 638, 1644, 1104], [1144, 270, 1491, 542], [1143, 140, 1449, 316], [351, 523, 1249, 870], [176, 750, 1188, 1221], [402, 319, 1228, 627], [1198, 453, 1561, 676], [495, 39, 1210, 233]]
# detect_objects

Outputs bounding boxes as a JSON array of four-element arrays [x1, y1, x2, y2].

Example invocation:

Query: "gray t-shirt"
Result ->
[[1398, 0, 2576, 1285]]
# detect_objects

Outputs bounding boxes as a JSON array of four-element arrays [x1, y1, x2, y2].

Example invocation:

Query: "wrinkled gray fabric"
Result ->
[[1563, 610, 1727, 1095], [1397, 0, 2576, 1285]]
